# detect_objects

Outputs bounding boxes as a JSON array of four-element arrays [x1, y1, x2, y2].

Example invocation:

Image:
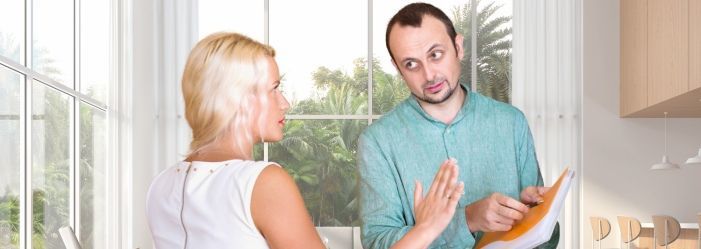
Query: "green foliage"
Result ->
[[31, 87, 71, 249], [272, 58, 371, 226], [371, 58, 410, 114], [271, 117, 365, 226], [0, 32, 101, 247], [0, 193, 20, 248], [454, 0, 512, 103]]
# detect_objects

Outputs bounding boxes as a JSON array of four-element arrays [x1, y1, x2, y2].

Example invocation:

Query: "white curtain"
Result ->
[[156, 0, 197, 168], [512, 0, 582, 248], [130, 1, 198, 248]]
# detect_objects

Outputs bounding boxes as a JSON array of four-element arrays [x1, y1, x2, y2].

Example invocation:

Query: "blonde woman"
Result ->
[[146, 32, 324, 248], [146, 32, 462, 249]]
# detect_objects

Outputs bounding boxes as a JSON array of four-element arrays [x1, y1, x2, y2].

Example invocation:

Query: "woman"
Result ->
[[146, 32, 462, 249]]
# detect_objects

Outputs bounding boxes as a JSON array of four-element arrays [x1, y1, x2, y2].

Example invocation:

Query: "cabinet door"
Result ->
[[691, 0, 701, 90], [648, 0, 689, 105], [621, 0, 648, 116]]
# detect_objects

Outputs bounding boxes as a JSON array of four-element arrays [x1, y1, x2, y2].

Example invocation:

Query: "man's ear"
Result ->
[[455, 34, 465, 61]]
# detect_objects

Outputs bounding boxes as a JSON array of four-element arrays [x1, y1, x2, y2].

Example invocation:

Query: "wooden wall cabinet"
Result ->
[[620, 0, 701, 117]]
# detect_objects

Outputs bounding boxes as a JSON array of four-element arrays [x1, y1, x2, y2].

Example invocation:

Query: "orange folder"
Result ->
[[474, 168, 575, 249]]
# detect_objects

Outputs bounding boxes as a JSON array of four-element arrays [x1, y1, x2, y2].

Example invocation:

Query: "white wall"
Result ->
[[582, 0, 701, 248]]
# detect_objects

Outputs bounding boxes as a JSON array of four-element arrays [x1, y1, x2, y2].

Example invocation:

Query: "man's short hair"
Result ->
[[385, 2, 459, 62]]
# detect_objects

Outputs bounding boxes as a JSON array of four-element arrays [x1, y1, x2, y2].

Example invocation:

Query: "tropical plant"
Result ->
[[371, 58, 410, 114], [454, 0, 512, 103]]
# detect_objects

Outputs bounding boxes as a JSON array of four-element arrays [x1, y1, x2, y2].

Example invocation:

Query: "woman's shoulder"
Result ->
[[250, 161, 296, 198], [148, 162, 190, 187]]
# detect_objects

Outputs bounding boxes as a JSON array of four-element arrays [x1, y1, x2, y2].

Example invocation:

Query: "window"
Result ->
[[198, 0, 512, 228], [0, 0, 113, 248]]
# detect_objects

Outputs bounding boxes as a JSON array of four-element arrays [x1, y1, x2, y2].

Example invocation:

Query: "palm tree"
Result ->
[[454, 0, 512, 103], [271, 59, 371, 226], [371, 58, 410, 114]]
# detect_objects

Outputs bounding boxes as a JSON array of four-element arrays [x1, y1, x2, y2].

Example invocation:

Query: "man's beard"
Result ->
[[413, 79, 458, 104]]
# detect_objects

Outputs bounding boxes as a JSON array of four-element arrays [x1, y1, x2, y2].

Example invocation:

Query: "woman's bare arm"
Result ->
[[251, 165, 326, 249]]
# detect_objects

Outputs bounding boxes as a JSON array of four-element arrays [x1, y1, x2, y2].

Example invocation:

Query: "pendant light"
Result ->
[[650, 112, 680, 170], [684, 146, 701, 166]]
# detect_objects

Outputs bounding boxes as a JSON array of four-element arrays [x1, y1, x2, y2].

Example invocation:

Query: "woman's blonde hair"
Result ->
[[182, 32, 276, 157]]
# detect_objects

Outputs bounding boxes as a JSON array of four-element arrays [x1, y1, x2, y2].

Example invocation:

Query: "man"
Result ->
[[358, 3, 559, 248]]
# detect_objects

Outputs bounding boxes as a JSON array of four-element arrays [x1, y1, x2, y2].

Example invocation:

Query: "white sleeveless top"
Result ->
[[147, 159, 277, 249]]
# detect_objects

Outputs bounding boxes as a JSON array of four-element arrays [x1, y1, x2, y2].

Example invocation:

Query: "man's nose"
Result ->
[[422, 63, 437, 82]]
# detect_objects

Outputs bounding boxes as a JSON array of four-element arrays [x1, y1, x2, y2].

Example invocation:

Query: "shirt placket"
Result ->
[[443, 125, 455, 159]]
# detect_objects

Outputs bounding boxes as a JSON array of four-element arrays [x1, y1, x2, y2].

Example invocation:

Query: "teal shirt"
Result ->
[[358, 88, 558, 248]]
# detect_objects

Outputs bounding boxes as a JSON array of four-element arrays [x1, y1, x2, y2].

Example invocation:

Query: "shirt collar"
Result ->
[[407, 83, 474, 125]]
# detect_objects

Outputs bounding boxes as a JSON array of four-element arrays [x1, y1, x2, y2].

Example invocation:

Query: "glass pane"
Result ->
[[371, 58, 409, 114], [198, 0, 264, 41], [79, 103, 106, 248], [253, 143, 263, 161], [33, 0, 74, 87], [269, 119, 367, 226], [0, 0, 24, 64], [32, 81, 71, 249], [470, 0, 512, 103], [0, 65, 22, 248], [270, 0, 368, 115], [371, 2, 414, 115], [80, 0, 110, 102]]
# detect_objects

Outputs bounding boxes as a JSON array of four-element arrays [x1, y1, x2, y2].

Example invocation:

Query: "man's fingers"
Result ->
[[537, 186, 550, 196], [522, 188, 539, 203], [497, 194, 529, 214], [492, 213, 516, 226], [520, 186, 544, 204], [497, 205, 524, 221], [487, 222, 512, 232]]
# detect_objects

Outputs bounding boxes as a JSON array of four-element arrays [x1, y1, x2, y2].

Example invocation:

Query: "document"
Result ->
[[474, 168, 575, 249]]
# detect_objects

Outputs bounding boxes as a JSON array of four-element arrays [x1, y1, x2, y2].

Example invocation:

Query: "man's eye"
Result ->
[[405, 61, 417, 69], [431, 51, 443, 59]]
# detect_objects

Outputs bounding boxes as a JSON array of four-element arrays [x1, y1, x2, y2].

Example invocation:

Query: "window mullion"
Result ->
[[0, 56, 107, 111], [367, 0, 373, 125], [23, 0, 34, 248], [72, 0, 82, 240], [70, 93, 78, 244], [471, 0, 478, 92], [19, 64, 28, 249], [263, 0, 269, 161]]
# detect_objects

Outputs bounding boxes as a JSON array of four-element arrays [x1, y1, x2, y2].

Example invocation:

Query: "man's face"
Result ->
[[388, 15, 464, 104]]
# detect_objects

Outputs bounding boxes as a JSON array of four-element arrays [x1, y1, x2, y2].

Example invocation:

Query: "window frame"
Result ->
[[0, 0, 124, 247]]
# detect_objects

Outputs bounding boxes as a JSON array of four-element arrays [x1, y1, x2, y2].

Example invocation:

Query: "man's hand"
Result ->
[[391, 159, 465, 249], [520, 186, 549, 205], [412, 158, 464, 239], [464, 193, 529, 233]]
